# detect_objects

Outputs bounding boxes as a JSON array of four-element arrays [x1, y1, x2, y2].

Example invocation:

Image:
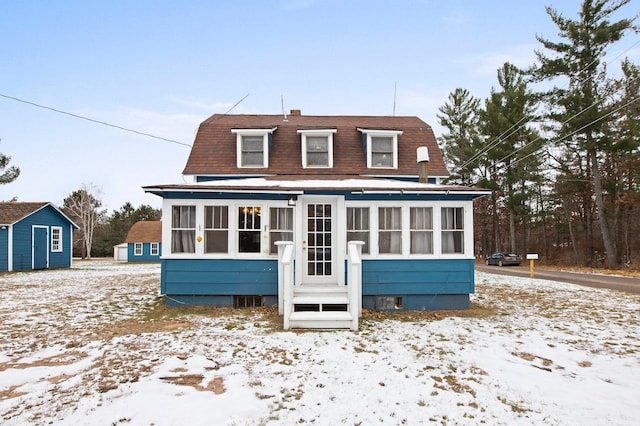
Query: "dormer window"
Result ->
[[298, 129, 337, 168], [232, 128, 277, 168], [358, 129, 403, 169]]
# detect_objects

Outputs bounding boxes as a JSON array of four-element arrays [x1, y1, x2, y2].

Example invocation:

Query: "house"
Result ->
[[0, 202, 78, 272], [123, 220, 162, 262], [144, 111, 489, 329]]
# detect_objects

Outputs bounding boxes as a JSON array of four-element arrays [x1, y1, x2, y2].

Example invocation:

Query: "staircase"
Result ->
[[288, 285, 354, 329], [277, 241, 364, 331]]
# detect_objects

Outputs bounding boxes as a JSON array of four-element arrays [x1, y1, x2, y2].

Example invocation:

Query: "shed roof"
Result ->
[[183, 114, 450, 178], [0, 202, 80, 229], [124, 221, 162, 243]]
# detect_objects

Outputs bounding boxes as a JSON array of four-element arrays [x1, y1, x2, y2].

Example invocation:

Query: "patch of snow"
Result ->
[[0, 261, 638, 425]]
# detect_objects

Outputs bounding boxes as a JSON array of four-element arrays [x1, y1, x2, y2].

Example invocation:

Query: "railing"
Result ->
[[276, 241, 295, 329], [347, 241, 365, 330]]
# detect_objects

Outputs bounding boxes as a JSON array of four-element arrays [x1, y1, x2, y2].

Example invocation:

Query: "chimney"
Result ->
[[417, 147, 429, 183], [290, 109, 301, 116]]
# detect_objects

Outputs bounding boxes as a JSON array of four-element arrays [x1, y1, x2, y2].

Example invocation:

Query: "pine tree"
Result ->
[[531, 0, 637, 267]]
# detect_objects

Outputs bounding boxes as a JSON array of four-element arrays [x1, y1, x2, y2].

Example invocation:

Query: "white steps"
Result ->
[[287, 284, 355, 330]]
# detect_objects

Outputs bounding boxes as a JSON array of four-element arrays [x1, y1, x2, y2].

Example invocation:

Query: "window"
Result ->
[[358, 129, 402, 169], [410, 207, 433, 254], [269, 207, 293, 254], [347, 207, 370, 254], [134, 242, 143, 256], [442, 207, 464, 254], [51, 226, 62, 252], [150, 242, 159, 256], [205, 206, 228, 253], [171, 205, 196, 253], [378, 207, 401, 254], [299, 129, 336, 168], [238, 206, 261, 253], [232, 128, 277, 168]]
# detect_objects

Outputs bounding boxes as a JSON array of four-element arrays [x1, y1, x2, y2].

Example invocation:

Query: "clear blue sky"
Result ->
[[1, 0, 638, 212]]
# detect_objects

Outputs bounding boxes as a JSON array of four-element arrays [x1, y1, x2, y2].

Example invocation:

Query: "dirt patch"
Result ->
[[160, 374, 226, 394]]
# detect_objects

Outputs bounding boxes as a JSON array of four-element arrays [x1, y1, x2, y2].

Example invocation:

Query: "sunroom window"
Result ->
[[347, 207, 370, 254], [171, 205, 196, 253], [357, 128, 402, 169], [378, 207, 401, 254], [298, 129, 336, 168], [238, 206, 261, 253], [442, 207, 464, 254], [232, 128, 277, 168], [205, 206, 228, 253], [269, 207, 293, 254], [410, 207, 433, 254]]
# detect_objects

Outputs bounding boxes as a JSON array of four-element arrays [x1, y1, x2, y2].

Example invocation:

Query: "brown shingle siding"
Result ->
[[183, 114, 449, 178]]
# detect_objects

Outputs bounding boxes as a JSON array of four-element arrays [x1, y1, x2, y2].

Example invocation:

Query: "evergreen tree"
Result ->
[[531, 0, 637, 267]]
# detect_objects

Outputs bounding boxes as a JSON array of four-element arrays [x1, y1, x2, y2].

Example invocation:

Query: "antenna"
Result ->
[[224, 93, 250, 115], [281, 95, 288, 122], [393, 82, 397, 116]]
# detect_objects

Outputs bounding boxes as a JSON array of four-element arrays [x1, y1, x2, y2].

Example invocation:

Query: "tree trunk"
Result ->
[[588, 141, 617, 267]]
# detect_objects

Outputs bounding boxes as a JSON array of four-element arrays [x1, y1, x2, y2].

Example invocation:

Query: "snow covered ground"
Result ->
[[1, 260, 638, 425]]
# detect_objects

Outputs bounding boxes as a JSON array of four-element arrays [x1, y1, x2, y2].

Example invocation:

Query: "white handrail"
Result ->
[[348, 241, 365, 331], [277, 241, 294, 330]]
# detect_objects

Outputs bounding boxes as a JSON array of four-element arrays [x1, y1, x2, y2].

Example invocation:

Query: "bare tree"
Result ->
[[62, 183, 106, 259]]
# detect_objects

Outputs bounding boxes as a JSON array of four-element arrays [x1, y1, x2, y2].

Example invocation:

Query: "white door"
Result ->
[[300, 196, 339, 285]]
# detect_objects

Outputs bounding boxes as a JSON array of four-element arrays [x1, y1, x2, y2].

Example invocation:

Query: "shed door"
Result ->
[[33, 226, 48, 270]]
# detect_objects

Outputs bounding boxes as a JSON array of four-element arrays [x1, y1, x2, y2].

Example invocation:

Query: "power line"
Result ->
[[0, 93, 192, 148]]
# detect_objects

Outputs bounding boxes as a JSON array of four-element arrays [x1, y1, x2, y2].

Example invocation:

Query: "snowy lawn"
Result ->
[[0, 260, 638, 425]]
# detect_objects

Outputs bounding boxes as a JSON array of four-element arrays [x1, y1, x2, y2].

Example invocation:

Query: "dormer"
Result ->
[[231, 127, 278, 168], [357, 128, 403, 169], [297, 129, 337, 168]]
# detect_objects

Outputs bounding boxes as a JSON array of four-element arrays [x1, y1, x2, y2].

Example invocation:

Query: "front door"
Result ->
[[301, 197, 338, 285]]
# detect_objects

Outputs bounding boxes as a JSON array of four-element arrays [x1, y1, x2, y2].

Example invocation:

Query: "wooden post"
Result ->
[[526, 253, 538, 278]]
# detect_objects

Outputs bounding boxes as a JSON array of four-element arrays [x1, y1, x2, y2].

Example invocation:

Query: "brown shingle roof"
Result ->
[[0, 202, 49, 224], [182, 114, 449, 178], [124, 221, 162, 243]]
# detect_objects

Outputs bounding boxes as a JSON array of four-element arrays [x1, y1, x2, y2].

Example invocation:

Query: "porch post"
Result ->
[[275, 241, 293, 315], [348, 241, 365, 330]]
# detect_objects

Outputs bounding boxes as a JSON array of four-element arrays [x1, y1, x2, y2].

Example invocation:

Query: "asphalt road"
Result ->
[[476, 264, 640, 295]]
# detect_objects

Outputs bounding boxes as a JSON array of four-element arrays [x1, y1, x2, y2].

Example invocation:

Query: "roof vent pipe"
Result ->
[[417, 146, 429, 183]]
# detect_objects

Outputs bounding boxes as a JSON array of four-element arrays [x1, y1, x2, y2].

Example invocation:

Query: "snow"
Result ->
[[1, 261, 639, 425]]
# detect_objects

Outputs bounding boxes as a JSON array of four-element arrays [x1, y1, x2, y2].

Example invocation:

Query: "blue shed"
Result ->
[[124, 220, 162, 262], [0, 202, 78, 272]]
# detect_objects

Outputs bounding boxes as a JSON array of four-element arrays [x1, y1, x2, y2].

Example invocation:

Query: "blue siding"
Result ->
[[11, 206, 74, 271], [0, 227, 8, 272], [161, 258, 278, 296], [161, 257, 474, 311], [127, 242, 162, 262], [358, 259, 474, 310]]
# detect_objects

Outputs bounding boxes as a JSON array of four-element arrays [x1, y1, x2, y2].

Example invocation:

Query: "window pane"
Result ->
[[347, 207, 370, 254], [307, 136, 328, 151], [411, 231, 433, 254], [242, 136, 263, 150], [242, 152, 263, 166], [205, 230, 228, 253], [171, 206, 196, 253], [379, 231, 401, 254], [372, 137, 393, 152], [307, 152, 328, 166], [270, 207, 293, 254], [442, 207, 463, 230], [238, 206, 261, 253], [442, 231, 464, 253]]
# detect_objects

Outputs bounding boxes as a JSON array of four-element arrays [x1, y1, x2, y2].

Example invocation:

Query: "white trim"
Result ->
[[357, 128, 403, 169], [232, 128, 277, 168], [7, 224, 13, 271], [51, 226, 63, 252], [298, 129, 337, 169]]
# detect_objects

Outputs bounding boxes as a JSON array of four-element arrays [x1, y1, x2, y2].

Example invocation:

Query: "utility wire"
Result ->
[[0, 93, 192, 148], [449, 37, 640, 177]]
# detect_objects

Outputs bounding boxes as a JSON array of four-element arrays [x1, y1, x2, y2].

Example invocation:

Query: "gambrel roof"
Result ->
[[183, 114, 449, 178], [124, 221, 162, 243]]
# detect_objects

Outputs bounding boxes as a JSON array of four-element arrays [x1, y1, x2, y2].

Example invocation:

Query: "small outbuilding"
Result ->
[[123, 221, 162, 262], [0, 202, 78, 272]]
